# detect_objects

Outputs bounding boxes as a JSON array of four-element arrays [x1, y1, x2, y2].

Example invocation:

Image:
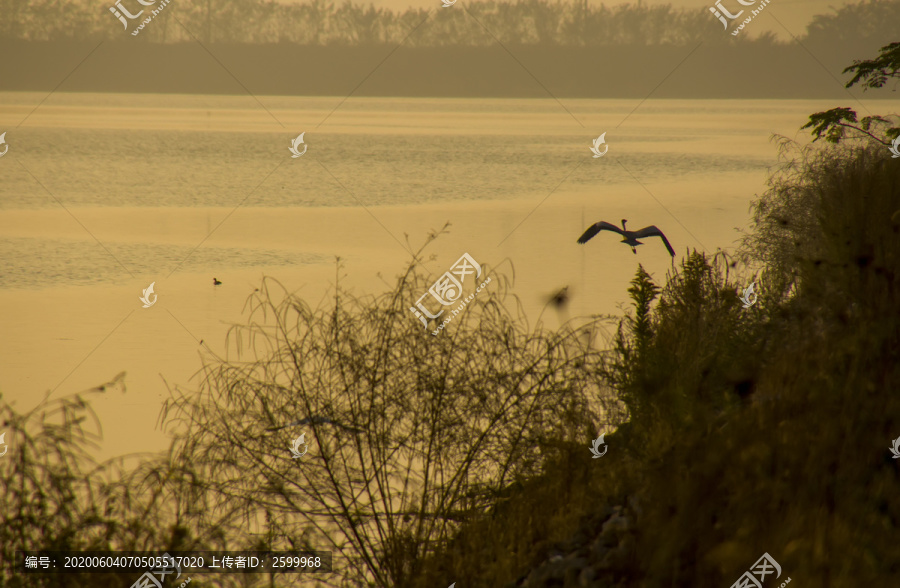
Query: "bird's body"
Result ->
[[549, 286, 569, 310], [577, 219, 675, 257], [213, 278, 222, 286], [540, 285, 571, 324], [86, 371, 127, 394]]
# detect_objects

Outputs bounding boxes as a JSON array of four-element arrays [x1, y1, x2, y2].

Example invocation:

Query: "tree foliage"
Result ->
[[802, 41, 900, 144], [0, 0, 744, 46]]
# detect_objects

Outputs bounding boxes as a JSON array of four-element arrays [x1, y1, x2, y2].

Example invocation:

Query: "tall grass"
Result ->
[[629, 142, 900, 586], [155, 237, 617, 587], [0, 382, 246, 588], [0, 388, 112, 588], [409, 142, 900, 586]]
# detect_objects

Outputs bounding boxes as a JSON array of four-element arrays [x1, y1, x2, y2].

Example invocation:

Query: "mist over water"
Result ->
[[2, 93, 778, 210], [3, 92, 896, 459]]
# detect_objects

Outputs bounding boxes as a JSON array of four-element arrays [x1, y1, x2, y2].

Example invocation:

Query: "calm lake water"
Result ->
[[2, 92, 890, 458]]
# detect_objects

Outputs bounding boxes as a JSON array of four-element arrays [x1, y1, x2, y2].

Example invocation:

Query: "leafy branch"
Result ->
[[801, 42, 900, 144], [844, 41, 900, 90]]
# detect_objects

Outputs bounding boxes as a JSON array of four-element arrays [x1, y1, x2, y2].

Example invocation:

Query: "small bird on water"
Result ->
[[213, 278, 222, 286], [577, 218, 675, 257]]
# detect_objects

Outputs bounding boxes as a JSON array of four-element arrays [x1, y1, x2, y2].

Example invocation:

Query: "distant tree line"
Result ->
[[0, 0, 897, 48]]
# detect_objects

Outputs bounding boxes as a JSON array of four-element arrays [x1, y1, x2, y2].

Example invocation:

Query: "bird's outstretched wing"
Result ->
[[91, 371, 127, 394], [577, 221, 623, 244], [633, 225, 675, 257]]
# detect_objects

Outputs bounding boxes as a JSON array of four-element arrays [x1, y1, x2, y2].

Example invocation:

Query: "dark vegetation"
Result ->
[[2, 38, 899, 588], [4, 0, 718, 45], [2, 0, 900, 98], [0, 0, 896, 49], [152, 248, 610, 586], [408, 137, 900, 584], [803, 41, 900, 144], [0, 383, 237, 588], [407, 42, 900, 587]]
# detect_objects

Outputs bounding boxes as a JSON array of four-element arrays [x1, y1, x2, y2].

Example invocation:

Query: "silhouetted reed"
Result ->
[[155, 232, 617, 587], [0, 380, 243, 588]]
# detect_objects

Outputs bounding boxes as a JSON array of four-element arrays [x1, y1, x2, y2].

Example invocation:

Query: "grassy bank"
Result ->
[[405, 140, 900, 587]]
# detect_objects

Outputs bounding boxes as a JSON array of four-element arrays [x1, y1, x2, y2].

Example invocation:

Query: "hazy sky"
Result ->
[[280, 0, 854, 40]]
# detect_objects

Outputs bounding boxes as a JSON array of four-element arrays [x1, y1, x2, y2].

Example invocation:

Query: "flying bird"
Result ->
[[83, 371, 127, 394], [266, 415, 363, 433], [213, 278, 222, 286], [539, 285, 571, 324], [577, 219, 675, 257], [547, 286, 569, 310]]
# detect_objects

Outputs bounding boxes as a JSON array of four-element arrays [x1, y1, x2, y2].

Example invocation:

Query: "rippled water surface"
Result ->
[[3, 92, 893, 457]]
